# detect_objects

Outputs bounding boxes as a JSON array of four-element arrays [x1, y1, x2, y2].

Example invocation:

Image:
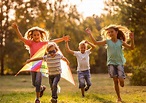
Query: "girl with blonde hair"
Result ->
[[12, 23, 69, 103]]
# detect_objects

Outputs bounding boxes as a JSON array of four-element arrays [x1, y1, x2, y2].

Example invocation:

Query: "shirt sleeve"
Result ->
[[73, 51, 78, 57], [23, 40, 32, 46], [86, 49, 91, 55], [106, 39, 110, 47], [119, 39, 123, 45], [59, 54, 64, 59]]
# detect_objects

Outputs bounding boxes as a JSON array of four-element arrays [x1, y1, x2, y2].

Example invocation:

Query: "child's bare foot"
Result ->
[[116, 98, 122, 103]]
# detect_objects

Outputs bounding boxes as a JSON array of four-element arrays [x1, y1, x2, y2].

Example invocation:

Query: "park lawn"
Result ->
[[0, 74, 146, 103]]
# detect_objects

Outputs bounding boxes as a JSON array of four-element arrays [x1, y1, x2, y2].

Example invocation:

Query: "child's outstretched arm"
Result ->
[[51, 35, 70, 43], [85, 40, 95, 51], [62, 57, 70, 66], [123, 32, 135, 49], [26, 57, 43, 64], [65, 41, 74, 55], [85, 28, 106, 46], [12, 23, 27, 43]]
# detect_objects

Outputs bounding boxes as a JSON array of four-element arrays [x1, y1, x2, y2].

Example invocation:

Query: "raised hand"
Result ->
[[129, 32, 134, 40], [63, 35, 70, 42], [12, 23, 18, 30], [85, 28, 92, 35]]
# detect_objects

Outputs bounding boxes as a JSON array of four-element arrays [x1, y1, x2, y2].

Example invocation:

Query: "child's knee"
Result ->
[[119, 78, 124, 87], [79, 83, 85, 88]]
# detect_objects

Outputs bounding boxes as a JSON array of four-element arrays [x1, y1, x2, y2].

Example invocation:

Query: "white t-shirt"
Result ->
[[73, 49, 91, 71]]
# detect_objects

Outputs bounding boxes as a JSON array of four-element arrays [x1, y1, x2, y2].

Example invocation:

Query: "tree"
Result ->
[[0, 0, 12, 75], [1, 0, 87, 74], [103, 0, 146, 67], [103, 0, 146, 85]]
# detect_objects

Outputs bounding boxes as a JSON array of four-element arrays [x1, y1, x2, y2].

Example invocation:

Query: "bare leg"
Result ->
[[81, 87, 85, 97], [113, 78, 122, 102], [119, 78, 124, 87], [36, 92, 40, 99]]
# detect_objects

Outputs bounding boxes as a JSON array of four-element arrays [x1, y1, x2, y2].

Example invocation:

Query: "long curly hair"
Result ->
[[24, 27, 50, 52], [101, 24, 131, 42], [24, 26, 49, 41]]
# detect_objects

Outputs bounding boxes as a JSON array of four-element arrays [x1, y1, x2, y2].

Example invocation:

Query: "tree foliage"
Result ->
[[2, 0, 146, 79], [103, 0, 146, 85], [1, 0, 101, 74]]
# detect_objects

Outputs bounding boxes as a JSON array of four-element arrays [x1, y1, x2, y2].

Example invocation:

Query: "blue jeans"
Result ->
[[31, 72, 42, 92], [77, 70, 91, 88], [49, 74, 61, 99]]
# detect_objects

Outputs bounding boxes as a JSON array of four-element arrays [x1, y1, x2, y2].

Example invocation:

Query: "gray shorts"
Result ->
[[108, 64, 126, 79]]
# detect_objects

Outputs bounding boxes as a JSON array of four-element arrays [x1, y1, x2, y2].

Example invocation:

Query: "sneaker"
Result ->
[[35, 99, 40, 103], [85, 86, 90, 91], [51, 98, 57, 103], [40, 85, 46, 97]]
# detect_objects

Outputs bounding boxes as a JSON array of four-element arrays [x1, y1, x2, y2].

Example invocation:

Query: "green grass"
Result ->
[[0, 74, 146, 103]]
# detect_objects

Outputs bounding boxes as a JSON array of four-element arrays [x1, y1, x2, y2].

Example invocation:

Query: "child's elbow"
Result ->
[[131, 46, 135, 50], [130, 45, 135, 50], [93, 42, 97, 45], [92, 46, 96, 49]]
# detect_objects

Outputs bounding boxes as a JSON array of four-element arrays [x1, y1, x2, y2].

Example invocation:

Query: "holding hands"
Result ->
[[64, 35, 70, 42], [62, 35, 70, 42]]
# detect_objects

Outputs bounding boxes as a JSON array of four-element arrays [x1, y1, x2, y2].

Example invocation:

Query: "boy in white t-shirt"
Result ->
[[65, 40, 95, 97]]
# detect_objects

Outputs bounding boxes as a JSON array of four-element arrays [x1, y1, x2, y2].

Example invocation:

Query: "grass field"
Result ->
[[0, 74, 146, 103]]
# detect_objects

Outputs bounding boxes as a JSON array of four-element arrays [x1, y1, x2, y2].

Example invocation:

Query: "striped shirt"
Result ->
[[43, 53, 63, 75]]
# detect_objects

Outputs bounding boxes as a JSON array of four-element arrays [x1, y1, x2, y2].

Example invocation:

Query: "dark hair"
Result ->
[[101, 24, 130, 41], [107, 27, 126, 41]]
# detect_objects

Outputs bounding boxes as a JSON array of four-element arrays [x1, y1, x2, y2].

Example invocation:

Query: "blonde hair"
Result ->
[[24, 27, 50, 52], [101, 24, 131, 41], [24, 26, 49, 41], [46, 42, 59, 52], [79, 40, 87, 49], [79, 40, 87, 46]]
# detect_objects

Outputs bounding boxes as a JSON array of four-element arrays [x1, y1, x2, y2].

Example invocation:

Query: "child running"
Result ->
[[65, 39, 95, 97], [26, 42, 70, 103], [85, 24, 135, 102], [12, 23, 69, 103]]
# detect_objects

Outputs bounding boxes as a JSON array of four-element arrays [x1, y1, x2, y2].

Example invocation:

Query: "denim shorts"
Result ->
[[108, 64, 126, 79], [77, 70, 91, 88]]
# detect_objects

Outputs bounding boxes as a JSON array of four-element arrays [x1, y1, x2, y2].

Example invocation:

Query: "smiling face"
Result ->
[[79, 43, 87, 54], [106, 28, 118, 40], [32, 30, 41, 42]]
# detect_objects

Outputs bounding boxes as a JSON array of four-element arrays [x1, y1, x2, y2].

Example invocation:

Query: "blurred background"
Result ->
[[0, 0, 146, 86]]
